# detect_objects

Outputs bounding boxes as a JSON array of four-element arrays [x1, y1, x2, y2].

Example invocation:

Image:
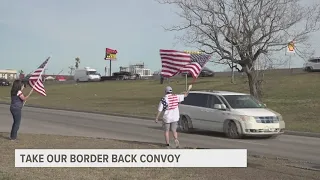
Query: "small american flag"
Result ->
[[161, 94, 179, 111], [159, 49, 211, 78], [29, 57, 50, 96]]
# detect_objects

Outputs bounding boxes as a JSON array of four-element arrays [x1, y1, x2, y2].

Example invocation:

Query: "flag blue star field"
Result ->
[[160, 97, 168, 111], [180, 53, 212, 78]]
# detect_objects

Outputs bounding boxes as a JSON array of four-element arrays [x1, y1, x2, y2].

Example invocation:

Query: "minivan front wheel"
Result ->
[[305, 67, 313, 72], [226, 121, 242, 139], [179, 116, 190, 133]]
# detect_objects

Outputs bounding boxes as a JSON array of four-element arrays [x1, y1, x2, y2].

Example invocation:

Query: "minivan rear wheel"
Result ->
[[226, 121, 242, 139]]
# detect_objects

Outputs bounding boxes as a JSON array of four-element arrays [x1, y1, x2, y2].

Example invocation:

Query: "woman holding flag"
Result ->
[[8, 57, 49, 140], [9, 79, 30, 140]]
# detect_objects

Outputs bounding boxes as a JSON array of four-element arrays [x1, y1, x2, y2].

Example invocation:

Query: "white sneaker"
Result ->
[[165, 144, 170, 149], [174, 139, 180, 148]]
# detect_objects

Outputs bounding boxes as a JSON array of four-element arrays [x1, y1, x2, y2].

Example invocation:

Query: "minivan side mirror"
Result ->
[[213, 104, 227, 110], [213, 104, 221, 109]]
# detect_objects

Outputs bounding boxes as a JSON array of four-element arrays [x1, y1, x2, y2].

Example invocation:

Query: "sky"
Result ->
[[1, 0, 320, 75]]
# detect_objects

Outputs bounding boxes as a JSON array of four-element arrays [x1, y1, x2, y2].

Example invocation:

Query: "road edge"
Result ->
[[0, 132, 311, 164], [1, 102, 320, 138]]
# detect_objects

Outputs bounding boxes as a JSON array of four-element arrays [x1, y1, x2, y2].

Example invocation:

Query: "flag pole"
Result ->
[[23, 88, 34, 106], [185, 74, 187, 91], [23, 56, 51, 106]]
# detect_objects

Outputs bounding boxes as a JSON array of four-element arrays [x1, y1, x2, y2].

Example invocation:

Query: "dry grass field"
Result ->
[[0, 72, 319, 132]]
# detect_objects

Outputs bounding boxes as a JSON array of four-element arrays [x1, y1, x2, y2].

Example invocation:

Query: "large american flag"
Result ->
[[29, 57, 50, 96], [160, 49, 211, 78]]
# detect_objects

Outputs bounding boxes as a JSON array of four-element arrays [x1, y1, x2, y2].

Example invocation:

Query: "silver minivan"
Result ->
[[178, 90, 285, 139]]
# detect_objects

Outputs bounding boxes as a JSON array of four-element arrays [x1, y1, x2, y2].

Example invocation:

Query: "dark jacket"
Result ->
[[10, 91, 23, 109]]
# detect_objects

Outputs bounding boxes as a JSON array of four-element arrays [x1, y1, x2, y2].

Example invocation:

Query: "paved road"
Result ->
[[1, 104, 320, 164]]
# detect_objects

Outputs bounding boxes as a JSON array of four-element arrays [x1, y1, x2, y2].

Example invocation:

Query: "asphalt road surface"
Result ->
[[1, 104, 320, 165]]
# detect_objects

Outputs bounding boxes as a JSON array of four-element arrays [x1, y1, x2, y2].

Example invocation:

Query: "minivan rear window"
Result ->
[[182, 93, 209, 107]]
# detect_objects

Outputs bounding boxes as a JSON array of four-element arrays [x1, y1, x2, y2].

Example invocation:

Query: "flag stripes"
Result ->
[[160, 49, 191, 77], [29, 57, 50, 96], [160, 49, 211, 78]]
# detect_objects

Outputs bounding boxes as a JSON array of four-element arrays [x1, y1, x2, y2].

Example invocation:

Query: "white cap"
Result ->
[[165, 86, 173, 93]]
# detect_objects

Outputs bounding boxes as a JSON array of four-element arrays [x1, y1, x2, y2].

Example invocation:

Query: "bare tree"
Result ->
[[157, 0, 320, 100], [75, 57, 80, 69], [68, 66, 75, 75]]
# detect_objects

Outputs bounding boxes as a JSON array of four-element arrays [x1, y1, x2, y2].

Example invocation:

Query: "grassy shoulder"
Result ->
[[0, 72, 319, 132], [0, 132, 319, 180]]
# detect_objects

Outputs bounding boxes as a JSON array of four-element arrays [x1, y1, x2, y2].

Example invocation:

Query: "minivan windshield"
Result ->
[[222, 95, 265, 109]]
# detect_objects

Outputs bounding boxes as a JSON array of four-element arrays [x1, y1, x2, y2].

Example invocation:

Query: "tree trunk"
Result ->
[[160, 75, 164, 84], [246, 72, 260, 100]]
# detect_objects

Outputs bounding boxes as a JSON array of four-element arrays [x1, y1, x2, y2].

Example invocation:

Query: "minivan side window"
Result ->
[[181, 93, 209, 107], [181, 93, 195, 105], [208, 95, 222, 108], [309, 59, 320, 63]]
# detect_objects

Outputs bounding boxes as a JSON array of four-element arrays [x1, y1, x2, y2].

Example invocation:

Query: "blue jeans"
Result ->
[[10, 107, 22, 139]]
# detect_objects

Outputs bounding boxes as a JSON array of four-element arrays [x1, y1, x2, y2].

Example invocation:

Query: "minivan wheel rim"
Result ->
[[182, 119, 188, 131], [229, 123, 237, 137]]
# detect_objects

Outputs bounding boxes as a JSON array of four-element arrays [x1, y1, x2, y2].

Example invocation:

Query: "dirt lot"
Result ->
[[0, 132, 319, 180]]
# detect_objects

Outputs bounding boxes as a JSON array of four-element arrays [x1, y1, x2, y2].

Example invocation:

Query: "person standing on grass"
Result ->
[[9, 79, 29, 140], [155, 86, 189, 148]]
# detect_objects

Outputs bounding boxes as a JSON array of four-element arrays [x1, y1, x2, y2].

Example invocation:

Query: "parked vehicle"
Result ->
[[74, 67, 101, 82], [0, 78, 10, 86], [199, 70, 215, 77], [181, 69, 215, 77], [303, 58, 320, 72], [178, 90, 285, 139], [113, 71, 140, 80]]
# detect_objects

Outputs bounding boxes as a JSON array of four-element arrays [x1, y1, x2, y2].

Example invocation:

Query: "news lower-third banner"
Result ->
[[15, 149, 247, 167]]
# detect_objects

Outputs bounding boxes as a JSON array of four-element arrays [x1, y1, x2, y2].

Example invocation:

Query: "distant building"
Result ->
[[0, 69, 18, 80], [119, 63, 152, 78]]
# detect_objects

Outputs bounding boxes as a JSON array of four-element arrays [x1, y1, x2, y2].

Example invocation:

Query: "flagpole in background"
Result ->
[[23, 56, 51, 106]]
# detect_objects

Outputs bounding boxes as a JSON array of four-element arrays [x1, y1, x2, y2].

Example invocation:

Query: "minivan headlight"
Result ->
[[238, 115, 255, 121]]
